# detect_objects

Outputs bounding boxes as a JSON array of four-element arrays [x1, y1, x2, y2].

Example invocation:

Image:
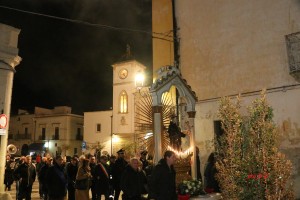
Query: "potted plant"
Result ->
[[215, 91, 294, 199], [178, 179, 204, 200]]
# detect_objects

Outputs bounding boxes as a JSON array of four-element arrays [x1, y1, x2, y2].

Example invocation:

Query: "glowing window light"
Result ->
[[120, 91, 128, 113]]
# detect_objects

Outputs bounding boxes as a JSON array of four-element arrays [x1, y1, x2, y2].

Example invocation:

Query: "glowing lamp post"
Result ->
[[135, 72, 145, 91]]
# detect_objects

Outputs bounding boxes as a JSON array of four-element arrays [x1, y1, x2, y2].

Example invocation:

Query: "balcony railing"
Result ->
[[39, 135, 46, 140], [52, 135, 59, 140], [14, 134, 31, 140], [38, 134, 81, 140]]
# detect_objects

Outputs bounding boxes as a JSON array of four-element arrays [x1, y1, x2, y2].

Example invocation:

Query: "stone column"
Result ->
[[187, 111, 197, 179], [0, 23, 21, 198], [153, 105, 163, 164], [0, 67, 15, 191]]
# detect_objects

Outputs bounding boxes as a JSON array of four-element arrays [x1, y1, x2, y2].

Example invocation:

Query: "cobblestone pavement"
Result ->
[[5, 181, 105, 200], [6, 181, 40, 200]]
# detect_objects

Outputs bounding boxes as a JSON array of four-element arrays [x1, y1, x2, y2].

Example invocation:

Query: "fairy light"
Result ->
[[167, 145, 192, 158]]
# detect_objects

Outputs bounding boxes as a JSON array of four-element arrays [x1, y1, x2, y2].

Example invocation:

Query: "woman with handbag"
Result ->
[[75, 157, 92, 200]]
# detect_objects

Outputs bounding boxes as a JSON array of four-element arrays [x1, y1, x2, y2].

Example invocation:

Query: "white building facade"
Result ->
[[83, 110, 112, 155], [8, 106, 83, 157]]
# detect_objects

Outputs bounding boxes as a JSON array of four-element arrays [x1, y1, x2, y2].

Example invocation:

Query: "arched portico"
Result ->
[[150, 65, 198, 178]]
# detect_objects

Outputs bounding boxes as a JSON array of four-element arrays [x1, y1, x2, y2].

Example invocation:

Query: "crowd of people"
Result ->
[[4, 149, 182, 200], [5, 148, 221, 200]]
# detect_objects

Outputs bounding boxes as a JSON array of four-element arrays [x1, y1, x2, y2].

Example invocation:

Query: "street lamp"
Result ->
[[135, 71, 145, 91], [112, 134, 120, 143]]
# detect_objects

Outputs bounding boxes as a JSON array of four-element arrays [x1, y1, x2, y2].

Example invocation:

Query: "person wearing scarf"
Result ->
[[75, 157, 92, 200], [95, 155, 111, 200], [46, 155, 67, 200]]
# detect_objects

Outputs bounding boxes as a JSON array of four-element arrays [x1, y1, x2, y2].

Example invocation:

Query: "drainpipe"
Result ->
[[172, 0, 180, 69]]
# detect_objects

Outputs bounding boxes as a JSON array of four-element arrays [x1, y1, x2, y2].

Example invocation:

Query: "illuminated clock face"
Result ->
[[119, 69, 128, 79]]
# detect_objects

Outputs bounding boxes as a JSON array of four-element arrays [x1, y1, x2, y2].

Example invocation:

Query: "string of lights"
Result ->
[[0, 5, 174, 42]]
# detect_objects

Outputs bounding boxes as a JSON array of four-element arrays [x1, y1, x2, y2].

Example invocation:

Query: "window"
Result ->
[[76, 128, 82, 140], [214, 120, 224, 137], [24, 127, 29, 139], [214, 120, 224, 147], [119, 90, 128, 113], [54, 127, 59, 140], [42, 128, 46, 140], [96, 124, 101, 132]]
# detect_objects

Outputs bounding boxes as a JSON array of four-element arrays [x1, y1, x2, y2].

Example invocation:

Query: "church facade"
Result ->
[[152, 0, 300, 197]]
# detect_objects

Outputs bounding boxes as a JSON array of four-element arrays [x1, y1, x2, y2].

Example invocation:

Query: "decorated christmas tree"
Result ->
[[215, 91, 294, 200]]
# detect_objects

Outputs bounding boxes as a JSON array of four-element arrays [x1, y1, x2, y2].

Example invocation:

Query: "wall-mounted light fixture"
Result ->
[[112, 134, 120, 143]]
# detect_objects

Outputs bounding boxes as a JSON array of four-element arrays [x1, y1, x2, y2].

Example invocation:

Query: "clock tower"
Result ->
[[111, 47, 146, 145]]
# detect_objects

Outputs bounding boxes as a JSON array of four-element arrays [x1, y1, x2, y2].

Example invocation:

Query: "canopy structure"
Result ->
[[150, 65, 198, 178]]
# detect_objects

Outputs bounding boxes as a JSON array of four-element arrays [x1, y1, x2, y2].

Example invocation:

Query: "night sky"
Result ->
[[0, 0, 152, 115]]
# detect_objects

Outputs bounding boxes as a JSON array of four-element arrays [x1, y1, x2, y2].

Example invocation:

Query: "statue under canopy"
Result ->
[[167, 115, 186, 151]]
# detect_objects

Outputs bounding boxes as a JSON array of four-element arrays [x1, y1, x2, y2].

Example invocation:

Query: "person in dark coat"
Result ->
[[89, 156, 97, 200], [13, 156, 25, 200], [46, 155, 68, 200], [13, 155, 37, 200], [38, 157, 53, 200], [196, 147, 203, 182], [112, 148, 128, 200], [4, 155, 15, 191], [144, 159, 154, 180], [204, 152, 220, 193], [94, 155, 110, 200], [66, 156, 79, 200], [139, 151, 149, 170], [108, 155, 116, 172], [148, 151, 177, 200], [36, 156, 47, 199], [120, 157, 147, 200]]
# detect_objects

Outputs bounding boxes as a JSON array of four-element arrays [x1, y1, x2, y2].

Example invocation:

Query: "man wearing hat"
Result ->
[[112, 149, 128, 200], [140, 150, 149, 170]]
